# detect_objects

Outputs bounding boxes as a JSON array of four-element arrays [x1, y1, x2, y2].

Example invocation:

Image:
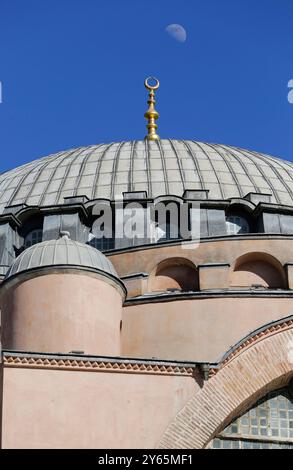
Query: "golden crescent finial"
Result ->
[[144, 76, 160, 91], [144, 76, 160, 141]]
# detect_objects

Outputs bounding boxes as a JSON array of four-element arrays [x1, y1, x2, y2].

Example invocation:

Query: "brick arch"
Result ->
[[158, 318, 293, 449]]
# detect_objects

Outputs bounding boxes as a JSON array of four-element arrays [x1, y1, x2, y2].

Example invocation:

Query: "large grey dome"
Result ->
[[4, 233, 121, 283], [1, 139, 293, 213]]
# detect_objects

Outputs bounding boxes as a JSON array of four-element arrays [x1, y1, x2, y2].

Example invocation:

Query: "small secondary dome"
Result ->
[[4, 232, 122, 287]]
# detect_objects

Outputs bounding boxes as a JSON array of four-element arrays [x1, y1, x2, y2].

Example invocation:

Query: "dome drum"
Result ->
[[1, 191, 293, 269]]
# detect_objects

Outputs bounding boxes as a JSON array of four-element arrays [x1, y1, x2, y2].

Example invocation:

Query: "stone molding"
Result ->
[[125, 289, 293, 306], [2, 352, 196, 377]]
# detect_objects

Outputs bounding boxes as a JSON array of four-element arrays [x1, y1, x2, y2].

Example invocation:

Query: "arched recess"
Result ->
[[230, 252, 286, 289], [158, 317, 293, 449], [149, 257, 199, 293]]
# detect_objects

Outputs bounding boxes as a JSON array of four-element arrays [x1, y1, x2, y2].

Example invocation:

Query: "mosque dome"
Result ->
[[0, 139, 293, 212], [4, 231, 123, 288]]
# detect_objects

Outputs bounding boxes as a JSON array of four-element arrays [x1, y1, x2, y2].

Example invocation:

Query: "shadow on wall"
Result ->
[[149, 257, 199, 293], [230, 252, 287, 289]]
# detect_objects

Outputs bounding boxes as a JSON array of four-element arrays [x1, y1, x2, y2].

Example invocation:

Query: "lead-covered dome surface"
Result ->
[[4, 234, 120, 281], [1, 139, 293, 213]]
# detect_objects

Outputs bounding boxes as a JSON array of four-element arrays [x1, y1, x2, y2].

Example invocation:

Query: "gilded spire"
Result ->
[[144, 77, 160, 141]]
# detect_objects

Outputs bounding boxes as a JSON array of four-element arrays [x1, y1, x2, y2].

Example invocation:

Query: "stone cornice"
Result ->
[[254, 202, 293, 216], [0, 213, 21, 228], [5, 202, 89, 221], [124, 289, 293, 306], [1, 351, 196, 377]]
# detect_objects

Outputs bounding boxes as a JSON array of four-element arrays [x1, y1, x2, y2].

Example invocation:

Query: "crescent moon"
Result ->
[[165, 24, 187, 43], [144, 77, 160, 91]]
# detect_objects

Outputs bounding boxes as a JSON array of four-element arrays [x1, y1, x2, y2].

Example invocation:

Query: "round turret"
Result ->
[[0, 232, 126, 355]]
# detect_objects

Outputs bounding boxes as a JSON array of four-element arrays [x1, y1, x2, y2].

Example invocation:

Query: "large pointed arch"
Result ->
[[158, 316, 293, 449]]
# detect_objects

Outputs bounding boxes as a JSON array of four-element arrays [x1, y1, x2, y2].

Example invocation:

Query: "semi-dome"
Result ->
[[1, 140, 293, 212], [4, 232, 123, 287]]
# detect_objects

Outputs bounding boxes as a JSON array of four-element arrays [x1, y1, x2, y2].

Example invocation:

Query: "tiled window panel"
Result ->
[[222, 185, 241, 199], [99, 160, 115, 173], [211, 388, 293, 449], [133, 160, 147, 171], [164, 158, 180, 171], [278, 192, 293, 205], [199, 171, 218, 183], [115, 172, 130, 184], [150, 159, 163, 170]]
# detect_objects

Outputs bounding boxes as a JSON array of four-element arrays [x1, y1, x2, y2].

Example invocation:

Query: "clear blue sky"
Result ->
[[1, 0, 293, 172]]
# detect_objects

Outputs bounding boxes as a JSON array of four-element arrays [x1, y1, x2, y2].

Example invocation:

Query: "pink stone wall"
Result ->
[[198, 265, 230, 290], [1, 273, 122, 356], [1, 367, 198, 449], [121, 297, 293, 361], [109, 238, 293, 281]]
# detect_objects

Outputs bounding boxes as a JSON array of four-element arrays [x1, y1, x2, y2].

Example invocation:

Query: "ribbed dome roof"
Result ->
[[1, 139, 293, 212], [4, 232, 120, 282]]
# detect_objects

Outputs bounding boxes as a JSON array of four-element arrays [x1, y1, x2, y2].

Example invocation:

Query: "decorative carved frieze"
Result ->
[[2, 354, 195, 377]]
